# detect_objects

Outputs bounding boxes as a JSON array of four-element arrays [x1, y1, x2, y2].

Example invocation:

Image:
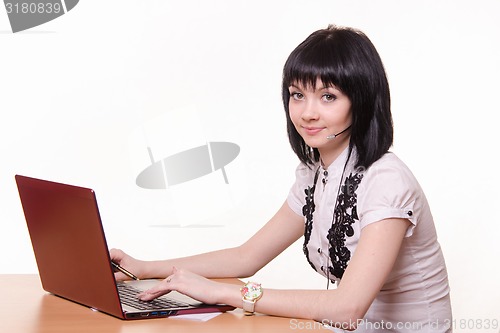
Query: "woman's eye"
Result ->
[[290, 92, 304, 100], [322, 93, 336, 102]]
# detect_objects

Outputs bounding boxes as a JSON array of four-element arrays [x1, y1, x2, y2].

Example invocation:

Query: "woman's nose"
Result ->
[[301, 101, 319, 120]]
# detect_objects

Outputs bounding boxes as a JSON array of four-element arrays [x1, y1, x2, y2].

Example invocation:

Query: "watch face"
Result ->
[[242, 282, 262, 300]]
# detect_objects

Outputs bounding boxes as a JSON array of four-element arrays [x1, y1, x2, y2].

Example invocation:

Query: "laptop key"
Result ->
[[117, 283, 189, 310]]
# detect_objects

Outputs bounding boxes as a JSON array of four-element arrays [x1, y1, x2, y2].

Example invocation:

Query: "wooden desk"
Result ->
[[0, 275, 326, 332]]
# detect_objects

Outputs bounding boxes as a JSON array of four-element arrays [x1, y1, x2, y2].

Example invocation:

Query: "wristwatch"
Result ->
[[240, 281, 263, 315]]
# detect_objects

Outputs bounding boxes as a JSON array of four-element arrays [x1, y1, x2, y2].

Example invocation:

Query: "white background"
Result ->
[[1, 0, 499, 329]]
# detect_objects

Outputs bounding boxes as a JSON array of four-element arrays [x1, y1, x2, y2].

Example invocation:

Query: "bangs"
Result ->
[[283, 36, 346, 92]]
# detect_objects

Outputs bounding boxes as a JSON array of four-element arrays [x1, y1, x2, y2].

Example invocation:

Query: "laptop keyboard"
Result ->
[[117, 283, 190, 310]]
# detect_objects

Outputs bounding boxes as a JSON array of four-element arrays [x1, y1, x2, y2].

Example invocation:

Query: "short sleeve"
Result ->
[[357, 154, 422, 237]]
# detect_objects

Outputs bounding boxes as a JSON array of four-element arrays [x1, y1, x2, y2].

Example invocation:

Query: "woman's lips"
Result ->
[[301, 126, 325, 136]]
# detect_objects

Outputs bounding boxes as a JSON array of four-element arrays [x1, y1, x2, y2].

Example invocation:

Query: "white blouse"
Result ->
[[287, 148, 452, 332]]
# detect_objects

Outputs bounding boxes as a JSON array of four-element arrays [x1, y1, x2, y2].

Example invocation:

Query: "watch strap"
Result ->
[[242, 298, 256, 315]]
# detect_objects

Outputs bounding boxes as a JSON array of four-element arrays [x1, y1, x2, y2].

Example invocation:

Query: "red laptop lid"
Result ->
[[15, 175, 124, 319]]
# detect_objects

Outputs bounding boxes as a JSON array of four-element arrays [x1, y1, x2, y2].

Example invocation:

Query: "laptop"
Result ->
[[15, 175, 234, 320]]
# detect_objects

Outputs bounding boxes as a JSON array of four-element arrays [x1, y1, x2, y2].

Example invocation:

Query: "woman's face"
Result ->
[[288, 78, 352, 163]]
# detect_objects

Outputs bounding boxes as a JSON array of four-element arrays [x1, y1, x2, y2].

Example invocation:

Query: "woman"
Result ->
[[111, 25, 452, 332]]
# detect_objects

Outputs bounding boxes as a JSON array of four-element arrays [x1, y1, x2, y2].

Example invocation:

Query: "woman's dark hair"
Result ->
[[282, 25, 393, 169]]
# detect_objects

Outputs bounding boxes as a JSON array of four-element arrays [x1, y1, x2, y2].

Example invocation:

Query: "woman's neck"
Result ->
[[318, 137, 350, 168]]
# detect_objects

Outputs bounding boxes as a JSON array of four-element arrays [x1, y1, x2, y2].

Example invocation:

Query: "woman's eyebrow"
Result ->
[[318, 85, 342, 94], [318, 83, 338, 90]]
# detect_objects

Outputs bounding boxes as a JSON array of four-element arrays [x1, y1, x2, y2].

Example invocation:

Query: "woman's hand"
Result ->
[[138, 267, 232, 305], [109, 248, 147, 281]]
